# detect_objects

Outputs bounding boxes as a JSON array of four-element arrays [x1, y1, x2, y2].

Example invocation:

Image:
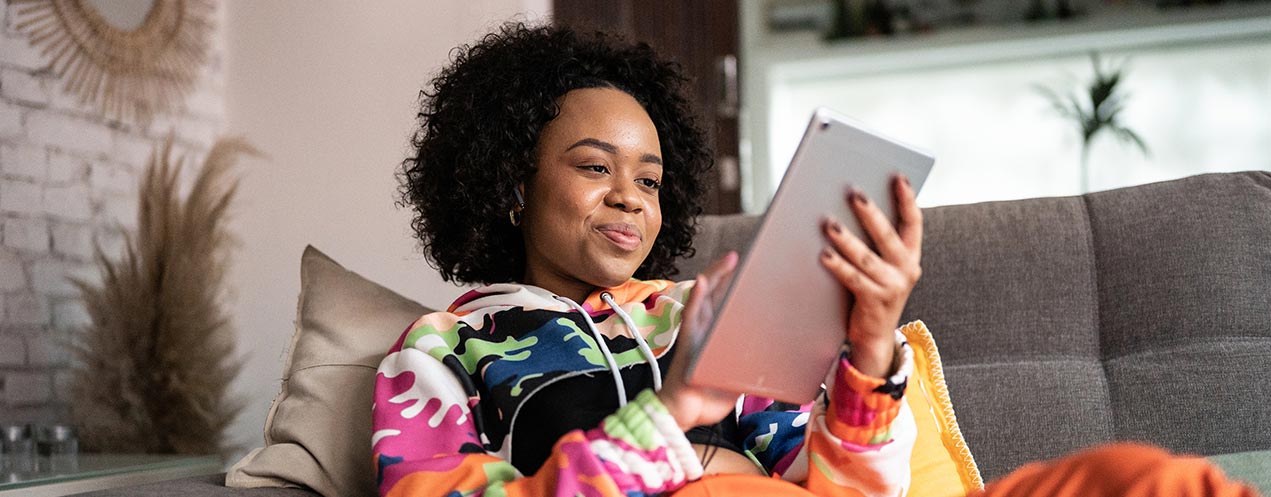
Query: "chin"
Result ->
[[590, 272, 635, 289], [585, 261, 641, 289]]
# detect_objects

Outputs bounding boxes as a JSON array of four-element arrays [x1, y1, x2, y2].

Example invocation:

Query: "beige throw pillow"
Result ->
[[226, 246, 430, 497]]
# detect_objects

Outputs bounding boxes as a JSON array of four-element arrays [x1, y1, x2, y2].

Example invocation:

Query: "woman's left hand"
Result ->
[[820, 174, 923, 378]]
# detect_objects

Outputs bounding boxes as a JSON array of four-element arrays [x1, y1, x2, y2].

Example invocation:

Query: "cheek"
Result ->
[[645, 204, 662, 244], [536, 184, 602, 233]]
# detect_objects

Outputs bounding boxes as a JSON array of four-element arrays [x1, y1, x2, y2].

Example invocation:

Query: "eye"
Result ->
[[638, 177, 662, 190], [579, 164, 609, 174]]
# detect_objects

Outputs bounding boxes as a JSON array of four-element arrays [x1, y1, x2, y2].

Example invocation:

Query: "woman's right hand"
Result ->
[[657, 251, 742, 431]]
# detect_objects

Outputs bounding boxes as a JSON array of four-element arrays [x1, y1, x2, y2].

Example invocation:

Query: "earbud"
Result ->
[[512, 187, 525, 209]]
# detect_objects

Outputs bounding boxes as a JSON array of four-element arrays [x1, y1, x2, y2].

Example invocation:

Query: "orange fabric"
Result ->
[[383, 454, 506, 497], [670, 444, 1259, 497], [670, 474, 821, 497], [975, 443, 1261, 497], [829, 360, 903, 445], [805, 431, 896, 497], [581, 279, 673, 311]]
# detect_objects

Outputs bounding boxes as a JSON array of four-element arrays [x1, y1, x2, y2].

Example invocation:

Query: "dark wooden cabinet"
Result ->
[[554, 0, 742, 214]]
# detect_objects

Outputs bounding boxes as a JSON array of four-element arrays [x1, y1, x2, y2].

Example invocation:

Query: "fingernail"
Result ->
[[821, 247, 834, 260], [829, 220, 843, 234], [850, 190, 867, 205], [899, 175, 910, 188]]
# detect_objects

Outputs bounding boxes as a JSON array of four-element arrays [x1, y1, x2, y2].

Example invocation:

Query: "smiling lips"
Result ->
[[596, 223, 642, 251]]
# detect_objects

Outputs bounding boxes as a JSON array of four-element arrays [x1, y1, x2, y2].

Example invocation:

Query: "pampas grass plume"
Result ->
[[69, 135, 258, 457]]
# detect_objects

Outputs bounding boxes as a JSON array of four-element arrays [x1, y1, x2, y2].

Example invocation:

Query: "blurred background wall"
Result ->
[[222, 0, 549, 458]]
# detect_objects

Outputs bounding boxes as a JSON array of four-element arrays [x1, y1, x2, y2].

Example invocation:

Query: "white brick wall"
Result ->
[[0, 35, 44, 71], [0, 67, 51, 106], [2, 216, 48, 252], [0, 249, 25, 291], [46, 150, 87, 184], [42, 184, 92, 221], [1, 144, 45, 180], [0, 101, 23, 139], [50, 300, 89, 332], [0, 334, 23, 366], [92, 226, 126, 261], [4, 294, 47, 326], [0, 180, 41, 216], [111, 133, 160, 171], [25, 112, 114, 159], [25, 332, 70, 366], [101, 193, 139, 230], [31, 259, 94, 298], [88, 163, 134, 195], [0, 0, 226, 423], [0, 4, 45, 70], [4, 371, 50, 405], [50, 222, 92, 259], [51, 368, 72, 401]]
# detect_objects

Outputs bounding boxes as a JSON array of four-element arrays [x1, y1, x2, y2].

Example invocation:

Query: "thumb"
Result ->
[[680, 275, 714, 354]]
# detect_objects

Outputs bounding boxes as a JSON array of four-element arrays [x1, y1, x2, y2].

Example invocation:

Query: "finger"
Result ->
[[701, 251, 738, 302], [823, 216, 893, 286], [684, 275, 709, 324], [820, 246, 885, 296], [702, 251, 738, 282], [893, 174, 924, 253], [675, 276, 711, 355], [847, 189, 909, 266]]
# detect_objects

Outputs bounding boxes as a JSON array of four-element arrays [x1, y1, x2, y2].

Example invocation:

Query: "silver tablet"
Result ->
[[684, 107, 934, 404]]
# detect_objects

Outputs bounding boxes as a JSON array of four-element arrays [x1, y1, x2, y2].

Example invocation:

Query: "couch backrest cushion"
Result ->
[[1084, 172, 1271, 458], [902, 195, 1115, 480]]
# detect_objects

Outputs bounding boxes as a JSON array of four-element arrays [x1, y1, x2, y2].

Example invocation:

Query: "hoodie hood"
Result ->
[[448, 279, 680, 316]]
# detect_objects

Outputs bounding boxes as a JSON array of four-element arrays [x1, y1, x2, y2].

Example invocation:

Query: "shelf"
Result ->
[[751, 4, 1271, 81]]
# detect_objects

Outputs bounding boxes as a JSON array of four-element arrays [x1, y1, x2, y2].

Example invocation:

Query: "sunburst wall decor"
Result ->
[[12, 0, 215, 124]]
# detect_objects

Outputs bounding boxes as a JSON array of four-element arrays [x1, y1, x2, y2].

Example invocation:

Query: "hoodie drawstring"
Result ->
[[556, 295, 629, 407], [554, 292, 664, 408], [601, 292, 664, 393]]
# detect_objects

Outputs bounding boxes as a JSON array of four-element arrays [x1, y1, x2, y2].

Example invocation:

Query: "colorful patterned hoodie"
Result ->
[[372, 279, 916, 497]]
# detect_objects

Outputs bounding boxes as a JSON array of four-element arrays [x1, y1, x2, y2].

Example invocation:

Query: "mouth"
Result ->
[[595, 223, 642, 252]]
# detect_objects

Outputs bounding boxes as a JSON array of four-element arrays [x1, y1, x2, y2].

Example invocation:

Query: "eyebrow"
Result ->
[[566, 138, 663, 166]]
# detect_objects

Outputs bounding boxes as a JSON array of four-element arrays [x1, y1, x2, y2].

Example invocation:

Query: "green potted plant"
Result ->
[[1036, 52, 1150, 192]]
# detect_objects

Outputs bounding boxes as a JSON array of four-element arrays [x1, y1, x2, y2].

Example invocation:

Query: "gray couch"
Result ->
[[80, 171, 1271, 495]]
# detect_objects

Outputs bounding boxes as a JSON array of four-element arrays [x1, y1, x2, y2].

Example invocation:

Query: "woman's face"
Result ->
[[520, 87, 663, 298]]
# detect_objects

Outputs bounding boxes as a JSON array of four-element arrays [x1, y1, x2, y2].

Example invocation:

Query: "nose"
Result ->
[[604, 178, 642, 214]]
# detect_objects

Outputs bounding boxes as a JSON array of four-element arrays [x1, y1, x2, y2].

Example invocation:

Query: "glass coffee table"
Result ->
[[0, 454, 221, 496]]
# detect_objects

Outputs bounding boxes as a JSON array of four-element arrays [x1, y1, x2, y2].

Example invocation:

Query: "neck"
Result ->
[[522, 268, 596, 305]]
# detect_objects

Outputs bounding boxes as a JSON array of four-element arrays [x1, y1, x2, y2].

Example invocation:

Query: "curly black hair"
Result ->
[[400, 22, 713, 285]]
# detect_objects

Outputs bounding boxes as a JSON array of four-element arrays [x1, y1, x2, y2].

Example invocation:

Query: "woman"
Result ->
[[374, 22, 919, 497], [373, 22, 1257, 497]]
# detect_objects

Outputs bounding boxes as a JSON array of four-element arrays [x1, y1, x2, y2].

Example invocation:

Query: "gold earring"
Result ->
[[508, 206, 522, 226], [509, 189, 525, 226]]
